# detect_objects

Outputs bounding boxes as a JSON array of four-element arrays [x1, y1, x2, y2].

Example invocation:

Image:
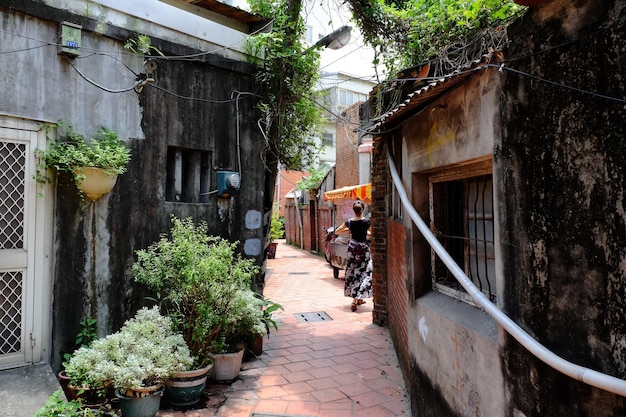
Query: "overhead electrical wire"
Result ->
[[148, 84, 255, 103], [2, 16, 624, 107], [65, 56, 144, 93]]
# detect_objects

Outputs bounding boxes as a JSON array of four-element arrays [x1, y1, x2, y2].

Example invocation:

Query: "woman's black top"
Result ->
[[348, 218, 370, 243]]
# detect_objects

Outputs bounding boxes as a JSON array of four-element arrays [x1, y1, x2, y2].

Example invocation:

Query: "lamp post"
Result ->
[[315, 25, 352, 50], [304, 25, 352, 54]]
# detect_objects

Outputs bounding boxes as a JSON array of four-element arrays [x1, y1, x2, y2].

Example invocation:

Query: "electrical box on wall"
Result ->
[[216, 171, 241, 197], [58, 22, 82, 57]]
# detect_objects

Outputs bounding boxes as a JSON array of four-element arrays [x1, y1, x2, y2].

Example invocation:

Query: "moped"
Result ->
[[323, 226, 348, 279]]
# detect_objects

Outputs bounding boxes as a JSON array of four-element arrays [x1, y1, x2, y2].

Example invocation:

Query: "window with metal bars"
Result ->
[[430, 174, 496, 302], [165, 147, 211, 203]]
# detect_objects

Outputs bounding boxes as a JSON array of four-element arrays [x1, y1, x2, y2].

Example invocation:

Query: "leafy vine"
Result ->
[[245, 0, 324, 172], [345, 0, 524, 74]]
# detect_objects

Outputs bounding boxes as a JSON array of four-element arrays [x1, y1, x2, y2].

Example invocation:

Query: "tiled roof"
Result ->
[[370, 52, 504, 130], [180, 0, 266, 26]]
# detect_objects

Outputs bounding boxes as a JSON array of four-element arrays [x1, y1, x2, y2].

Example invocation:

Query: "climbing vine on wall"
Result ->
[[345, 0, 524, 74], [245, 0, 324, 172]]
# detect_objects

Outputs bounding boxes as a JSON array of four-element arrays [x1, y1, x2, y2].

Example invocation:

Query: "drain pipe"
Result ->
[[387, 152, 626, 397]]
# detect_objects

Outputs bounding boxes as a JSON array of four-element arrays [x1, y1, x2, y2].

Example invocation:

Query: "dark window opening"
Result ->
[[166, 147, 211, 203], [431, 174, 496, 302]]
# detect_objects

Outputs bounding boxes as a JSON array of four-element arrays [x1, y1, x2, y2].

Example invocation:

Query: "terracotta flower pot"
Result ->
[[210, 349, 244, 382], [74, 166, 118, 201]]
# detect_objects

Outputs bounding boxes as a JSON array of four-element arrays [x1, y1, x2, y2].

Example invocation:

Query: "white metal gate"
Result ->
[[0, 119, 46, 369]]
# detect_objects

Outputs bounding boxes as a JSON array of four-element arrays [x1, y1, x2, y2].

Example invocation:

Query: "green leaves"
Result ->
[[244, 0, 324, 171], [296, 166, 329, 191], [36, 121, 131, 200], [66, 307, 193, 391], [132, 216, 262, 366], [347, 0, 523, 74]]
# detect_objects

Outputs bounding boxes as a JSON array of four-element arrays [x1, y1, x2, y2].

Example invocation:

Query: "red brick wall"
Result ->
[[284, 197, 318, 252], [317, 206, 333, 255], [370, 139, 389, 325], [387, 218, 409, 372], [335, 104, 361, 188], [301, 204, 312, 251], [276, 170, 306, 217], [284, 202, 300, 247]]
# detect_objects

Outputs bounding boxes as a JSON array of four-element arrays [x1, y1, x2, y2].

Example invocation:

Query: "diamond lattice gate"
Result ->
[[0, 123, 39, 369]]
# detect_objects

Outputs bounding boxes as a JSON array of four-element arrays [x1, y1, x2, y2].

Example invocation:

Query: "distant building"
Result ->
[[316, 72, 376, 166]]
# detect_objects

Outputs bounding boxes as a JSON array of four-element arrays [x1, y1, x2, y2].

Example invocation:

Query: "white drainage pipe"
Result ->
[[386, 151, 626, 397]]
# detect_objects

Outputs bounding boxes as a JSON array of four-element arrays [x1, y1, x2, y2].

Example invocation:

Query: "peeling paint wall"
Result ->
[[498, 0, 626, 414], [0, 1, 266, 370]]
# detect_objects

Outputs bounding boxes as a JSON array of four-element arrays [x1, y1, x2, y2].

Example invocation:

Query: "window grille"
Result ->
[[166, 147, 211, 203], [431, 174, 496, 302], [0, 140, 26, 355], [0, 141, 25, 249], [321, 132, 334, 147], [0, 271, 22, 355]]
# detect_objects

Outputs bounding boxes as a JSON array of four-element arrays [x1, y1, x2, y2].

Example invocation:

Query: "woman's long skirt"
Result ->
[[344, 242, 373, 300]]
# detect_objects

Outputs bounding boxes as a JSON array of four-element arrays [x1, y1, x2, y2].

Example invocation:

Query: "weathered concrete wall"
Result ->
[[0, 1, 266, 371], [402, 69, 505, 417], [498, 0, 626, 415], [369, 66, 506, 416], [371, 1, 626, 415]]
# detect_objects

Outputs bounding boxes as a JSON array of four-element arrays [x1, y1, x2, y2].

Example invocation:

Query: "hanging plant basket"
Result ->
[[36, 122, 130, 201], [74, 166, 119, 201]]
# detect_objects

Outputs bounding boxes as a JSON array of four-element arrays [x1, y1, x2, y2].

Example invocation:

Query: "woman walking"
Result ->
[[334, 200, 372, 311]]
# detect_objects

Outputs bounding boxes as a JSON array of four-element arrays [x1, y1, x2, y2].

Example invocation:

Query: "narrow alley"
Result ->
[[157, 240, 411, 417]]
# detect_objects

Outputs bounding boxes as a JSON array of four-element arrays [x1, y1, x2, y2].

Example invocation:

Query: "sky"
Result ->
[[232, 0, 380, 80]]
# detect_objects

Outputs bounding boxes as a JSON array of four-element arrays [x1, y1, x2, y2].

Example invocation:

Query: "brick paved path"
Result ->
[[157, 240, 411, 417]]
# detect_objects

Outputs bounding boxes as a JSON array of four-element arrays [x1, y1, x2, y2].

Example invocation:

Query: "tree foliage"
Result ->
[[296, 165, 330, 191], [345, 0, 523, 74], [245, 0, 324, 172]]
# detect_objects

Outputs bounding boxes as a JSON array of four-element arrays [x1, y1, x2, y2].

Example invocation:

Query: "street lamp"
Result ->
[[315, 25, 352, 50], [304, 25, 352, 54]]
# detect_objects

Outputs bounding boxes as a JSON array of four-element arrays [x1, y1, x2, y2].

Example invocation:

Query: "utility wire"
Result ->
[[148, 84, 256, 103], [488, 64, 626, 104], [65, 56, 144, 93], [0, 43, 52, 55]]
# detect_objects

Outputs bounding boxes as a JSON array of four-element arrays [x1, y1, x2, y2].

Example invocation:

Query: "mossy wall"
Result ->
[[0, 2, 268, 371], [497, 0, 626, 414]]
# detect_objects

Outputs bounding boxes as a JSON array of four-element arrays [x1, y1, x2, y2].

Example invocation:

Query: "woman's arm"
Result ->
[[335, 222, 349, 235]]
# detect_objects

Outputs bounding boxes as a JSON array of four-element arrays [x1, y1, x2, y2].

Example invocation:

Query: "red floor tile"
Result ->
[[182, 242, 411, 417]]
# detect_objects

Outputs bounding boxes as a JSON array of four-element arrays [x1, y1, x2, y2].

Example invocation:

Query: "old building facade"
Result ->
[[369, 0, 626, 415], [0, 0, 270, 373]]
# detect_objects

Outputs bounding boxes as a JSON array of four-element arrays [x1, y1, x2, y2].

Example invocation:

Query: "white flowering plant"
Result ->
[[66, 307, 192, 393]]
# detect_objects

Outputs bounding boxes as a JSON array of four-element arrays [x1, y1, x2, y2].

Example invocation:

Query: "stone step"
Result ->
[[0, 363, 61, 417]]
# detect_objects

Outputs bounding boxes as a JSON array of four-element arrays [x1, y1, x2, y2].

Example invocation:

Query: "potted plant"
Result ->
[[37, 121, 131, 201], [208, 287, 266, 380], [63, 344, 114, 407], [59, 317, 99, 401], [267, 216, 284, 259], [65, 307, 192, 417], [246, 296, 283, 358], [132, 216, 261, 400], [35, 390, 114, 417]]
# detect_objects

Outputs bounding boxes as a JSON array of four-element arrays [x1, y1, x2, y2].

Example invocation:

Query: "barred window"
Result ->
[[430, 170, 495, 303], [166, 147, 211, 203], [321, 132, 334, 147]]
